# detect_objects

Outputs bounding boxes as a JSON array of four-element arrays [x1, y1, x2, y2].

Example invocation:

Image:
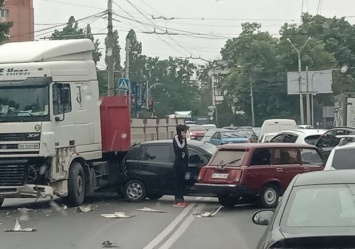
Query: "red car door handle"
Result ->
[[276, 168, 283, 172]]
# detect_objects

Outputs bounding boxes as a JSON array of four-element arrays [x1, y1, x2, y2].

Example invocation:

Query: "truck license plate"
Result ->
[[212, 173, 228, 179], [18, 144, 39, 149]]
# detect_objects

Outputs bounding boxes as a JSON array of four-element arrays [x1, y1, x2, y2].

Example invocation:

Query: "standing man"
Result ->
[[173, 124, 189, 207]]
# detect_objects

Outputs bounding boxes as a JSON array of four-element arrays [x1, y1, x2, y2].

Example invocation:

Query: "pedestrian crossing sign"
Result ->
[[117, 78, 130, 91]]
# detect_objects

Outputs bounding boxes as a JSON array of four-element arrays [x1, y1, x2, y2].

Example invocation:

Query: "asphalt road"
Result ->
[[0, 195, 267, 249]]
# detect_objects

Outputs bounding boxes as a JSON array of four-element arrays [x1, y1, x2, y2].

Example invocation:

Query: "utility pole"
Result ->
[[125, 37, 131, 115], [305, 66, 311, 125], [250, 73, 255, 127], [107, 0, 114, 96]]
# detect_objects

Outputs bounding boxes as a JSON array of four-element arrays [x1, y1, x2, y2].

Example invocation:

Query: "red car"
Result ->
[[195, 143, 324, 208], [187, 125, 206, 140]]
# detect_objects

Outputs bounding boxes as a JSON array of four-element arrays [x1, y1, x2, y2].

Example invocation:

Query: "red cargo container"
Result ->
[[100, 96, 131, 152]]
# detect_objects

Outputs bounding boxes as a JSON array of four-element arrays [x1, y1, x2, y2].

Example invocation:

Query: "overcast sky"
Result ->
[[33, 0, 355, 69]]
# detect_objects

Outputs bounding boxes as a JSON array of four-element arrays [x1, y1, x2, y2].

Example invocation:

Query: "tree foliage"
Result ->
[[0, 0, 12, 43], [51, 16, 102, 64]]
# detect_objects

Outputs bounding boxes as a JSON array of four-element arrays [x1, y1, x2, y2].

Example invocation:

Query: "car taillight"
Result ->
[[198, 168, 207, 181], [234, 171, 242, 182]]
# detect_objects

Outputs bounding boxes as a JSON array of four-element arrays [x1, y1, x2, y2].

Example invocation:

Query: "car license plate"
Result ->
[[212, 173, 229, 179], [18, 144, 39, 149]]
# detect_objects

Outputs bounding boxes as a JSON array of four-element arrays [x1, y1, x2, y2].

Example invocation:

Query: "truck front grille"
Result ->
[[0, 160, 27, 186], [0, 133, 41, 141]]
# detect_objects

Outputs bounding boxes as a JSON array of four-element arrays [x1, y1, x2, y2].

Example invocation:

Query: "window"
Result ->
[[210, 149, 245, 167], [316, 131, 333, 148], [0, 9, 9, 18], [126, 146, 143, 160], [274, 148, 299, 165], [271, 134, 284, 143], [250, 148, 271, 166], [212, 132, 221, 139], [330, 129, 351, 147], [283, 134, 298, 143], [188, 149, 207, 165], [332, 148, 355, 170], [53, 83, 72, 115], [304, 135, 322, 145], [142, 145, 170, 163], [301, 148, 323, 165]]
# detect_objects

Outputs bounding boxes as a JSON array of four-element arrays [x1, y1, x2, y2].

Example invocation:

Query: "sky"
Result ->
[[33, 0, 355, 69]]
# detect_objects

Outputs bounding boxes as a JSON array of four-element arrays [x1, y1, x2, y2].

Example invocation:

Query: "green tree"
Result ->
[[51, 16, 102, 64], [126, 29, 146, 83], [105, 29, 121, 71], [0, 0, 12, 43]]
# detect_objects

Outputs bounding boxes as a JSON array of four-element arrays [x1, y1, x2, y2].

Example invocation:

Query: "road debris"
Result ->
[[101, 212, 134, 218], [49, 201, 67, 216], [193, 206, 223, 218], [101, 240, 118, 248], [137, 207, 167, 213], [4, 218, 36, 232], [77, 205, 93, 213]]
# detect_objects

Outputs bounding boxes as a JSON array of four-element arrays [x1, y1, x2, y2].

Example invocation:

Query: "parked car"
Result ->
[[324, 140, 355, 170], [118, 140, 217, 202], [270, 129, 326, 145], [258, 119, 298, 143], [253, 170, 355, 249], [316, 127, 355, 159], [203, 124, 217, 131], [195, 143, 324, 208], [202, 129, 249, 145], [187, 124, 206, 140]]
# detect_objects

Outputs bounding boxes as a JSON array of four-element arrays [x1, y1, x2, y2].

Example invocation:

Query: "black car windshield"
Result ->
[[210, 149, 246, 167], [0, 80, 50, 122], [331, 148, 355, 169], [282, 184, 355, 227]]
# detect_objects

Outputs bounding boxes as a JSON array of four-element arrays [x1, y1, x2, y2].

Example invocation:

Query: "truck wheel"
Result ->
[[218, 195, 238, 208], [148, 194, 163, 200], [124, 179, 147, 202], [260, 184, 280, 208], [66, 161, 86, 206], [0, 198, 4, 207]]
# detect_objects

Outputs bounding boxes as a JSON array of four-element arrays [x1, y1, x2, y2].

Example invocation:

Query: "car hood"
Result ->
[[221, 137, 248, 143], [270, 227, 355, 248]]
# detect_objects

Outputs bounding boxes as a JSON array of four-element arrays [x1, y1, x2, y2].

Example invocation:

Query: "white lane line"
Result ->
[[143, 203, 196, 249], [159, 204, 205, 249]]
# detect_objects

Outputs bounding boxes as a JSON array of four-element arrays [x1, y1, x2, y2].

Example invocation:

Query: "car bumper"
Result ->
[[0, 184, 54, 198], [194, 183, 248, 195]]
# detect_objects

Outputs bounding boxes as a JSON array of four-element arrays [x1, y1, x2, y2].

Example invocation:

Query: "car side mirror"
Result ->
[[252, 210, 274, 226]]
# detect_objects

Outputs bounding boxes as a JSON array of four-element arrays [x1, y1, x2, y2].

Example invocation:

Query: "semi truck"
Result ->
[[0, 39, 181, 206], [334, 93, 355, 127]]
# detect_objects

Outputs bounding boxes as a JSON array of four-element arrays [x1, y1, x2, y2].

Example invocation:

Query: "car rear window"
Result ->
[[189, 126, 205, 131], [332, 148, 355, 170], [210, 149, 246, 167], [304, 135, 321, 145]]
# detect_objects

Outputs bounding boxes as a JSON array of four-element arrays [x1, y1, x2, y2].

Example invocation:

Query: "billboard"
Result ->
[[287, 70, 333, 95]]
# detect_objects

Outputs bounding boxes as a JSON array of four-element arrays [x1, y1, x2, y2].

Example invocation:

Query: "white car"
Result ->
[[324, 141, 355, 171], [259, 132, 278, 143], [269, 129, 326, 145]]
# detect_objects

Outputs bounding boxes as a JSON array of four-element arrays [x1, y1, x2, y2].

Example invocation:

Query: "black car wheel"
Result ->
[[260, 184, 280, 208], [218, 195, 239, 208], [0, 198, 3, 207], [65, 161, 86, 207], [148, 194, 163, 200], [124, 179, 147, 202]]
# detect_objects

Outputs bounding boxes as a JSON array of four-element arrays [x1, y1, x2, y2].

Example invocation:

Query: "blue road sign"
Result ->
[[117, 78, 130, 91]]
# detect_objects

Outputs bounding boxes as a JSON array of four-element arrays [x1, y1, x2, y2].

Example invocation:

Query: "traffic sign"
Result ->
[[208, 105, 216, 109], [117, 78, 130, 91]]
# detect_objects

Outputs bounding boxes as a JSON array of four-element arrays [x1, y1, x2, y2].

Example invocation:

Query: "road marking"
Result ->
[[143, 203, 196, 249], [159, 204, 205, 249]]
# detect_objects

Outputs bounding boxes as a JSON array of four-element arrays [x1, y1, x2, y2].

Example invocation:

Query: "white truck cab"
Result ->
[[0, 39, 102, 206]]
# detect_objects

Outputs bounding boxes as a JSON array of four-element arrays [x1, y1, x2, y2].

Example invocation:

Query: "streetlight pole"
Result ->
[[250, 72, 255, 127], [287, 37, 311, 125]]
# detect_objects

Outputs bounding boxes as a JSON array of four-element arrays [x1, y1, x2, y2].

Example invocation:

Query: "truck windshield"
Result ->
[[0, 82, 50, 122]]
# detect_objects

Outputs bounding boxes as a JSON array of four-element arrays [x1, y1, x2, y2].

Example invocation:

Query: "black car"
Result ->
[[253, 170, 355, 249], [118, 140, 217, 202], [316, 127, 355, 159]]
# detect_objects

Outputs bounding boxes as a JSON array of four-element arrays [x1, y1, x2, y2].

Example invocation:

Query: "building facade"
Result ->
[[2, 0, 34, 42]]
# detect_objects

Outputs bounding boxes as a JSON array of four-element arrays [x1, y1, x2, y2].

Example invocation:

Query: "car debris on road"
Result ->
[[101, 240, 118, 248], [137, 207, 167, 213], [193, 206, 223, 218], [4, 218, 36, 232], [77, 205, 93, 213], [101, 212, 134, 219]]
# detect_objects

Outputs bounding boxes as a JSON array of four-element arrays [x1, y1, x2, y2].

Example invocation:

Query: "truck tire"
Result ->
[[0, 198, 3, 207], [218, 195, 238, 208], [65, 161, 86, 206], [260, 183, 280, 208], [124, 179, 147, 202]]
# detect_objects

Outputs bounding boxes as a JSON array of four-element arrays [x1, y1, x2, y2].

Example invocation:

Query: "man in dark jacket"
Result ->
[[173, 124, 189, 207]]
